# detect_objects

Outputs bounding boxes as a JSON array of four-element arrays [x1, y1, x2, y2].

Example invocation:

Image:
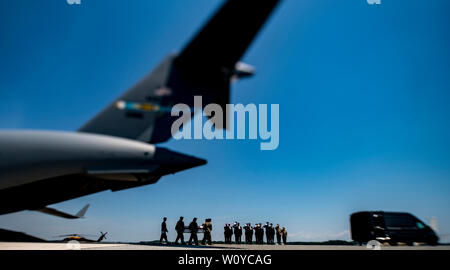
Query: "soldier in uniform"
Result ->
[[254, 224, 259, 244], [259, 223, 265, 244], [159, 217, 169, 244], [263, 222, 270, 244], [224, 223, 232, 244], [175, 216, 185, 245], [233, 222, 242, 244], [269, 223, 275, 244], [275, 224, 282, 245], [282, 227, 288, 245], [244, 223, 254, 244], [201, 218, 213, 245], [188, 217, 199, 245], [255, 223, 263, 244], [224, 223, 228, 243]]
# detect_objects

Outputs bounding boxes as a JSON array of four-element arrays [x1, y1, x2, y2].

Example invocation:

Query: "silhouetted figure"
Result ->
[[255, 223, 264, 244], [233, 222, 243, 244], [268, 223, 275, 244], [275, 224, 282, 245], [224, 223, 232, 244], [260, 223, 265, 244], [244, 223, 254, 244], [160, 217, 169, 244], [264, 222, 270, 244], [202, 219, 213, 245], [282, 227, 288, 245], [188, 217, 199, 245], [254, 224, 259, 244], [175, 216, 185, 244]]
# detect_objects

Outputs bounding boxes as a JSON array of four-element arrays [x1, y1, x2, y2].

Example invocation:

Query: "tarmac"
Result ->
[[1, 242, 449, 250]]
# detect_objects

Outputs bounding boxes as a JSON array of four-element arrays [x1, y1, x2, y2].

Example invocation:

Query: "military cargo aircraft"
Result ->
[[0, 1, 281, 218]]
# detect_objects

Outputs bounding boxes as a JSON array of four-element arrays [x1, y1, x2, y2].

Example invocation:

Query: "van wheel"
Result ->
[[427, 240, 438, 246]]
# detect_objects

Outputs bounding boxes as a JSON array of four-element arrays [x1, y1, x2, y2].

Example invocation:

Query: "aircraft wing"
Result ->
[[35, 204, 90, 219], [78, 0, 281, 143]]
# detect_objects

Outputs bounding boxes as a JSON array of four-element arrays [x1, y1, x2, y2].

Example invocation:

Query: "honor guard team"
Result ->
[[160, 217, 287, 245]]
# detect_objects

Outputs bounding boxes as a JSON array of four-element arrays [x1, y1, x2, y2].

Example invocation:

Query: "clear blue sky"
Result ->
[[0, 0, 449, 243]]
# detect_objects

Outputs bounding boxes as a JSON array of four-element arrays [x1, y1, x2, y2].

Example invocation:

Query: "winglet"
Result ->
[[75, 204, 90, 218], [35, 204, 90, 219]]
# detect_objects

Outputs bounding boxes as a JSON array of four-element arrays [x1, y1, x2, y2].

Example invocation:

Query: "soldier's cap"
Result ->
[[180, 216, 184, 219], [206, 218, 211, 222]]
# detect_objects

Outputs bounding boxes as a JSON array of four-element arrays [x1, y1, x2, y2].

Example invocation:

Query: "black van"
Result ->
[[350, 211, 439, 246]]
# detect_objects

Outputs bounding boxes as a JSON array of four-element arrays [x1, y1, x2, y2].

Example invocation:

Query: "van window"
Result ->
[[384, 214, 416, 228], [416, 222, 425, 229]]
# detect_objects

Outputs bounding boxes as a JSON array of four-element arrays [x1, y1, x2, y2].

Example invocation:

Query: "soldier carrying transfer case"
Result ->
[[160, 217, 169, 244], [201, 218, 213, 245], [188, 217, 199, 245], [175, 216, 185, 245]]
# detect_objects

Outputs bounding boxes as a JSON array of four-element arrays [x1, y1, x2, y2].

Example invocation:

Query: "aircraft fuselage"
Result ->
[[0, 130, 205, 215]]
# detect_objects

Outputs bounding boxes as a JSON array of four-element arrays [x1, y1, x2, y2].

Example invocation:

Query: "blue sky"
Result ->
[[0, 0, 449, 243]]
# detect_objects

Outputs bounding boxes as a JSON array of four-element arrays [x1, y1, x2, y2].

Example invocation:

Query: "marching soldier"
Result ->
[[188, 217, 199, 245], [244, 223, 254, 244], [160, 217, 169, 244], [233, 222, 242, 244], [175, 216, 185, 245], [201, 218, 213, 245], [275, 224, 282, 245]]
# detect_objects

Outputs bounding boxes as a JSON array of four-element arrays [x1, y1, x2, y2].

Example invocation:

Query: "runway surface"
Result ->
[[1, 242, 449, 250]]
